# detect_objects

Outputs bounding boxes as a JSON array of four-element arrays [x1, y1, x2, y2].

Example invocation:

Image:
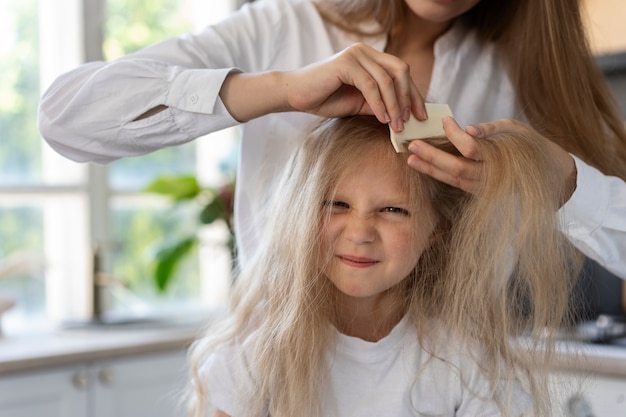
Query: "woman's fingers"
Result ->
[[340, 46, 396, 124], [343, 44, 425, 130], [286, 43, 425, 130], [407, 140, 483, 194], [442, 116, 483, 160], [409, 117, 577, 203], [407, 116, 484, 195], [368, 49, 426, 128]]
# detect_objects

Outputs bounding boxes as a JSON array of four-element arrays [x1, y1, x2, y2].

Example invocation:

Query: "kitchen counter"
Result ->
[[1, 313, 626, 377], [552, 340, 626, 377], [0, 311, 222, 375]]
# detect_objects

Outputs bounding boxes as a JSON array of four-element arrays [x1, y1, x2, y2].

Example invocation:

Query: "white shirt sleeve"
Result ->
[[37, 0, 313, 163], [39, 58, 238, 163], [559, 155, 626, 279]]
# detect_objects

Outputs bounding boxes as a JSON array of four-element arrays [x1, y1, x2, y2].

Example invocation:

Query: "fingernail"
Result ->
[[466, 125, 482, 137], [383, 112, 391, 123], [419, 106, 428, 120], [396, 118, 404, 132], [408, 141, 419, 154], [407, 155, 422, 170], [402, 107, 411, 121]]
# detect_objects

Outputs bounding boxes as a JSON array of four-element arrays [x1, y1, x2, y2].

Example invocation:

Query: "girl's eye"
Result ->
[[383, 207, 410, 216], [323, 200, 349, 210]]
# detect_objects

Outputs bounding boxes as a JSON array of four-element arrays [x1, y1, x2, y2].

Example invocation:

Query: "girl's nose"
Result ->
[[344, 213, 376, 244]]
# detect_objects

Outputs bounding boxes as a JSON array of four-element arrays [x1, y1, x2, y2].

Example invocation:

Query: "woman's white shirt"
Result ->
[[38, 0, 626, 276], [561, 156, 626, 277]]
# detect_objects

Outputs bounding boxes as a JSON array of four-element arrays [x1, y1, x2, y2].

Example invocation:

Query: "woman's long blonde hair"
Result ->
[[187, 115, 581, 417], [315, 0, 626, 180]]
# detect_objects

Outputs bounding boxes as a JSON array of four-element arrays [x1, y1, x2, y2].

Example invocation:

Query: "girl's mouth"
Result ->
[[338, 255, 379, 268]]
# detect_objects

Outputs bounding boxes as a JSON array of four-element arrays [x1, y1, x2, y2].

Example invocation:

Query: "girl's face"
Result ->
[[403, 0, 481, 23], [320, 147, 436, 308]]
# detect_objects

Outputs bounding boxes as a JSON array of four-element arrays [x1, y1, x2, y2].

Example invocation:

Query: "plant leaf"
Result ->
[[153, 236, 198, 293], [199, 197, 225, 224], [144, 175, 201, 202]]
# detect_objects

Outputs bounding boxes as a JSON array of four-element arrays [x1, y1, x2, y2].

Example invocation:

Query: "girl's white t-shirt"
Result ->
[[201, 317, 531, 417]]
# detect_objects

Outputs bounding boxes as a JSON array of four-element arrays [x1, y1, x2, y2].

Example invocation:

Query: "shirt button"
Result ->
[[188, 94, 199, 104]]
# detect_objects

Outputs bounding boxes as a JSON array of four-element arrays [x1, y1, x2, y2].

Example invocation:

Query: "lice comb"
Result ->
[[389, 103, 453, 152]]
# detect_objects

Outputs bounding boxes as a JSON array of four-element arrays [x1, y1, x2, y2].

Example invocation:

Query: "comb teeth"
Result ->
[[389, 103, 453, 153]]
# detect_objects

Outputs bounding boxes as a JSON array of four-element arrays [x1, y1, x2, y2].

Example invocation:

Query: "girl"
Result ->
[[38, 0, 626, 277], [187, 116, 581, 417]]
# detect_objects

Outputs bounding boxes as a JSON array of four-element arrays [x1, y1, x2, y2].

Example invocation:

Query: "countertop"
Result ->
[[0, 312, 221, 375], [552, 339, 626, 377], [1, 313, 626, 377]]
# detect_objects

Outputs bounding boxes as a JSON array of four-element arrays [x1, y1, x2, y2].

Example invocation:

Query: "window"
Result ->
[[0, 0, 239, 333]]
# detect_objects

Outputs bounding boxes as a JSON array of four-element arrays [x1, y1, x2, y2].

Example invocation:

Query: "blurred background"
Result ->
[[0, 0, 248, 332]]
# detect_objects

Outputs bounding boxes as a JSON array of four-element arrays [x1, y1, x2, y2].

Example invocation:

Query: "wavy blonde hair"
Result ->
[[314, 0, 626, 180], [187, 115, 581, 417]]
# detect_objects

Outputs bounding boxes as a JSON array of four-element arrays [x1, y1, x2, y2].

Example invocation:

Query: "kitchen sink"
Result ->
[[61, 317, 175, 330], [58, 310, 219, 332]]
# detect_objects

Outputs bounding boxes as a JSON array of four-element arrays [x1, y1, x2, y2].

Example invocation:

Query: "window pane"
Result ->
[[104, 0, 192, 59], [0, 205, 46, 327], [105, 0, 197, 191], [103, 1, 237, 316], [103, 0, 202, 315], [109, 146, 197, 191], [1, 0, 90, 331], [107, 197, 202, 316], [0, 0, 41, 185]]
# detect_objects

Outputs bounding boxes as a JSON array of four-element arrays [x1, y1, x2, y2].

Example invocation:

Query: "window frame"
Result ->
[[0, 0, 238, 331]]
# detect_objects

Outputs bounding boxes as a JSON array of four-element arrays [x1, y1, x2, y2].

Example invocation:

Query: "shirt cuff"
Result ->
[[560, 155, 609, 235], [558, 155, 611, 266], [165, 67, 242, 115]]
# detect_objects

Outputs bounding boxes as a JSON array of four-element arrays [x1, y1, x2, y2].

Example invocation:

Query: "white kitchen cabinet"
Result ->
[[0, 349, 188, 417], [0, 365, 87, 417], [92, 350, 188, 417], [550, 370, 626, 417]]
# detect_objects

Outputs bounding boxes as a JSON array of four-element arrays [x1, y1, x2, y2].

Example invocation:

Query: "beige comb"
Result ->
[[389, 103, 453, 153]]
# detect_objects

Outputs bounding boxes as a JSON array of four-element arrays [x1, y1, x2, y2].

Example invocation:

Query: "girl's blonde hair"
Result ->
[[315, 0, 626, 180], [187, 115, 581, 417]]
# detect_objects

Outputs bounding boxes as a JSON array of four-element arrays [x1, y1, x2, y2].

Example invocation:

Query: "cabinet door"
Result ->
[[550, 371, 626, 417], [0, 365, 88, 417], [92, 349, 188, 417], [584, 373, 626, 416]]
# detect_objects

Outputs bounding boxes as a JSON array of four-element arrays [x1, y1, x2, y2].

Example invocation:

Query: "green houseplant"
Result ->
[[144, 175, 235, 293]]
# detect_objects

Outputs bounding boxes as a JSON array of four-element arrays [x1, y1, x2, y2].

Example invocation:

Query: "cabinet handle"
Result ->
[[98, 368, 114, 386], [72, 371, 90, 390], [566, 394, 595, 417]]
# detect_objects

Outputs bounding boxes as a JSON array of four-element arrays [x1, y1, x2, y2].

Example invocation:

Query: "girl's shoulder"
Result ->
[[410, 318, 487, 370], [200, 336, 260, 416]]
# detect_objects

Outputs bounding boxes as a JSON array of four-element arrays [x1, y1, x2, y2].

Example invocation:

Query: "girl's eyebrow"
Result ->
[[380, 200, 412, 208]]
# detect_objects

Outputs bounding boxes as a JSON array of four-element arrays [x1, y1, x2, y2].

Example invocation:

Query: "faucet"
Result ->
[[92, 243, 106, 323]]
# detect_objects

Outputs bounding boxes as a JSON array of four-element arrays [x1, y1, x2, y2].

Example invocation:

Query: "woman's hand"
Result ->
[[407, 118, 577, 203], [283, 43, 426, 132], [221, 43, 425, 131], [407, 116, 484, 194]]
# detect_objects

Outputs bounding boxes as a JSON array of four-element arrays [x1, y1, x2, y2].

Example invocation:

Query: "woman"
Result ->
[[38, 0, 626, 276]]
